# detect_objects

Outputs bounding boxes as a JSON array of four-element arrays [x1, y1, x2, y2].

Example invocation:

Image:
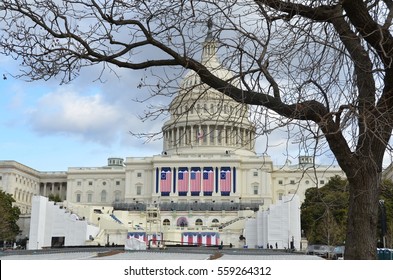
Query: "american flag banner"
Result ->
[[220, 167, 231, 194], [201, 232, 220, 246], [203, 167, 214, 195], [181, 232, 220, 246], [127, 232, 147, 243], [160, 167, 172, 194], [190, 167, 201, 194], [147, 233, 162, 246], [178, 167, 189, 195], [182, 232, 199, 245]]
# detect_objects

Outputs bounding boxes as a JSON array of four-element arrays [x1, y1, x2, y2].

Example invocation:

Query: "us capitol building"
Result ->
[[0, 24, 344, 250]]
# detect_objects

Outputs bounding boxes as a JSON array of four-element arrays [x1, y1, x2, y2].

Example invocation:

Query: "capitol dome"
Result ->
[[162, 21, 256, 156]]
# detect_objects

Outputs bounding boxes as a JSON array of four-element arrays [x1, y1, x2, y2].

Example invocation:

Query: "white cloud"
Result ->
[[27, 86, 148, 145]]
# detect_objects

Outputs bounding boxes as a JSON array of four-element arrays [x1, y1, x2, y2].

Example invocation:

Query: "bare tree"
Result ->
[[1, 0, 393, 259]]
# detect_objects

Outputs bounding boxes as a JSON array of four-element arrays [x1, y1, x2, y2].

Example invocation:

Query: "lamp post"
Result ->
[[378, 200, 387, 248]]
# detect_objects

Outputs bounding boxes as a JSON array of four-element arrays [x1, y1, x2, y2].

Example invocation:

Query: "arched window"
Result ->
[[176, 217, 188, 227], [195, 218, 203, 226], [163, 219, 170, 226], [211, 219, 219, 227], [101, 190, 107, 202]]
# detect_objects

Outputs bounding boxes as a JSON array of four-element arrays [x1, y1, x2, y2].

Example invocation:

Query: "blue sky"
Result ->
[[0, 7, 347, 172], [2, 51, 386, 172], [0, 54, 165, 171], [0, 51, 299, 172]]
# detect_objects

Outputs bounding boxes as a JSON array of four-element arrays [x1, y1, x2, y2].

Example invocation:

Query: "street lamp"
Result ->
[[378, 200, 387, 248]]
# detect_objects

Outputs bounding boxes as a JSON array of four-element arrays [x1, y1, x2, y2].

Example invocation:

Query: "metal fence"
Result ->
[[113, 202, 261, 212]]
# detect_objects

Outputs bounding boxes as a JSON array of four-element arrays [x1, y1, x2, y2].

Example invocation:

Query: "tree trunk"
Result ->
[[345, 164, 380, 259]]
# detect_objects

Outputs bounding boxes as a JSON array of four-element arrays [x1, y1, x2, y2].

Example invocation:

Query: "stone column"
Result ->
[[171, 129, 175, 149], [190, 125, 194, 145]]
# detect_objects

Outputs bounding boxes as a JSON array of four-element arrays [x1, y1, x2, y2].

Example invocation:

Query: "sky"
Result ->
[[0, 53, 168, 171], [0, 3, 357, 173], [4, 45, 392, 172], [0, 50, 308, 172], [3, 44, 393, 172], [0, 18, 389, 172]]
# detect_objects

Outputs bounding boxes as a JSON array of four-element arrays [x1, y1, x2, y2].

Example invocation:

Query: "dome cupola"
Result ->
[[162, 20, 256, 156]]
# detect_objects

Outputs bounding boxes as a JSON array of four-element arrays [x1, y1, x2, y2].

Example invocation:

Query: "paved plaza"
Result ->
[[0, 247, 323, 260]]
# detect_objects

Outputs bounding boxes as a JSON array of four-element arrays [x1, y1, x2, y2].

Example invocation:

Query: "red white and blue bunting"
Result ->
[[181, 232, 220, 246]]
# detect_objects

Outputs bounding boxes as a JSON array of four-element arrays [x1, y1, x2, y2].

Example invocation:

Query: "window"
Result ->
[[114, 191, 121, 202], [136, 185, 142, 196], [87, 193, 93, 203], [77, 181, 81, 186], [195, 219, 203, 226], [278, 193, 283, 200], [137, 172, 142, 178], [163, 219, 170, 226], [305, 180, 310, 185], [177, 217, 188, 227], [101, 190, 107, 202], [290, 180, 295, 185], [102, 181, 107, 186], [116, 181, 120, 186], [320, 180, 325, 185], [253, 186, 259, 195], [88, 181, 93, 186], [278, 180, 283, 185], [76, 193, 81, 203], [0, 176, 2, 180], [253, 171, 258, 177]]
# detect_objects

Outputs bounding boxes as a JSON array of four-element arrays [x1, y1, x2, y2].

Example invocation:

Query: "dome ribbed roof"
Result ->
[[161, 21, 255, 156]]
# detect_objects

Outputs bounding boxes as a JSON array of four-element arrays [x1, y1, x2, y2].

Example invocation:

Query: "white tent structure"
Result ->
[[124, 237, 147, 251], [244, 195, 301, 250], [28, 196, 99, 249]]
